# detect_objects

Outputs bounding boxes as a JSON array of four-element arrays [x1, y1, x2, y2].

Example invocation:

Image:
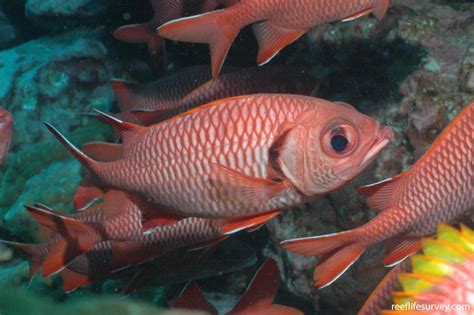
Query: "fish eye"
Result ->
[[321, 121, 359, 157], [331, 135, 348, 152]]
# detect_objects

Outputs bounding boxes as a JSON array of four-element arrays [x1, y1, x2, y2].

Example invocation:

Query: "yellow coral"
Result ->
[[382, 223, 474, 315]]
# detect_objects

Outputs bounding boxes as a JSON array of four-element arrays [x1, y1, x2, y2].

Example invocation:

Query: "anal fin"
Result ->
[[383, 237, 422, 267], [252, 22, 306, 66], [60, 268, 92, 293], [342, 8, 373, 22]]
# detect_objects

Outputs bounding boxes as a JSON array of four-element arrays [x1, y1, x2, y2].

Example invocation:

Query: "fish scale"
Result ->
[[105, 95, 306, 217], [63, 217, 224, 283], [358, 103, 473, 242], [236, 0, 377, 28]]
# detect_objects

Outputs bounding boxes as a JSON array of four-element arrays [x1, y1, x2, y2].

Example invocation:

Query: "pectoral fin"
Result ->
[[209, 163, 289, 207]]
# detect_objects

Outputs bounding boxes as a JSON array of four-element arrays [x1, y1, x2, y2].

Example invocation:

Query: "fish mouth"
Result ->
[[360, 125, 394, 169]]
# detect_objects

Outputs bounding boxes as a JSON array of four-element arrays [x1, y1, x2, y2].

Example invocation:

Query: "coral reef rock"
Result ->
[[25, 0, 112, 31]]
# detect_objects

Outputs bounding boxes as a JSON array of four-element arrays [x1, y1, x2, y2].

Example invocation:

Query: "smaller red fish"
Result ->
[[110, 65, 211, 113], [22, 191, 280, 287], [114, 0, 237, 59], [159, 0, 390, 77], [0, 108, 13, 165], [113, 67, 320, 125], [173, 259, 303, 315], [52, 208, 279, 292]]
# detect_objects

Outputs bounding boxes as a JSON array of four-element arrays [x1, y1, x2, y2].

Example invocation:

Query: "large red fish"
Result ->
[[0, 108, 13, 165], [281, 101, 474, 288], [113, 67, 320, 125], [46, 94, 393, 220], [173, 259, 303, 315], [114, 0, 237, 58], [158, 0, 390, 77]]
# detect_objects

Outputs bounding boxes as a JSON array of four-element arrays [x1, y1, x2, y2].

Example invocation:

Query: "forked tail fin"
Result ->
[[0, 240, 46, 283], [158, 9, 242, 78], [281, 229, 366, 288], [25, 205, 103, 277]]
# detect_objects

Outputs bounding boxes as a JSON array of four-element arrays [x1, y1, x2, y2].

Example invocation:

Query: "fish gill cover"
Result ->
[[0, 0, 472, 315]]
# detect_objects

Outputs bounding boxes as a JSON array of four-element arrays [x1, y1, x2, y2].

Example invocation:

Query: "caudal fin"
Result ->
[[0, 240, 45, 283], [158, 10, 242, 78], [281, 230, 366, 288], [230, 259, 303, 315], [25, 205, 103, 277]]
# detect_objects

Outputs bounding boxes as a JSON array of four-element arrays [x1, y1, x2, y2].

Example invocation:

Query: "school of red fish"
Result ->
[[1, 0, 473, 314]]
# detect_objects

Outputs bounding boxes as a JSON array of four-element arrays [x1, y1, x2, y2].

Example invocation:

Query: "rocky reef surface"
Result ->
[[0, 0, 472, 314]]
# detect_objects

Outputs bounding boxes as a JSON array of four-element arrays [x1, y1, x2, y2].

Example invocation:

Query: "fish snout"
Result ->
[[360, 124, 394, 169]]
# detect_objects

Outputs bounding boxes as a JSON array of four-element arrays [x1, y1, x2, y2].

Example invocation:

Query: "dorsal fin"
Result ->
[[93, 109, 146, 149], [358, 174, 405, 212]]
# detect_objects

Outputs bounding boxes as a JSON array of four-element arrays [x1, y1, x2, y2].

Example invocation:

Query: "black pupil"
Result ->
[[331, 135, 348, 152]]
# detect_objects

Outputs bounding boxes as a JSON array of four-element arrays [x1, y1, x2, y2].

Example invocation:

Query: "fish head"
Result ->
[[275, 101, 394, 196]]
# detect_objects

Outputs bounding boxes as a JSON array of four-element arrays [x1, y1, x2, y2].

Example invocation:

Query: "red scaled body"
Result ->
[[114, 67, 319, 124], [0, 108, 13, 165], [48, 94, 393, 219], [282, 101, 474, 288], [159, 0, 390, 77], [111, 65, 211, 113]]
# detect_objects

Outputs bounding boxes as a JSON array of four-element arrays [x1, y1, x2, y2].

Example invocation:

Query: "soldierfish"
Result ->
[[114, 67, 320, 124], [173, 259, 304, 315], [114, 0, 237, 58], [24, 191, 280, 279], [281, 101, 474, 288], [111, 65, 212, 113], [50, 209, 278, 292], [46, 94, 393, 220], [158, 0, 390, 78], [0, 108, 13, 165]]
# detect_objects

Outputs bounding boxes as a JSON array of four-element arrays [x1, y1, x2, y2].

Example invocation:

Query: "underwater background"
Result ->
[[0, 0, 473, 314]]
